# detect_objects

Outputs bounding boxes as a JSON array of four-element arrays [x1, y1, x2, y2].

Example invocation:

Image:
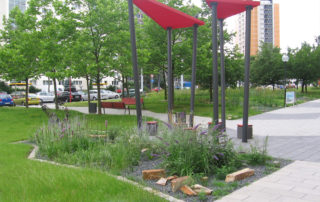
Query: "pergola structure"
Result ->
[[127, 0, 204, 128], [206, 0, 259, 142], [127, 0, 260, 143]]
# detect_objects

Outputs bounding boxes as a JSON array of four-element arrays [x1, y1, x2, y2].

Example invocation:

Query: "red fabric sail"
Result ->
[[133, 0, 205, 30], [206, 0, 260, 19]]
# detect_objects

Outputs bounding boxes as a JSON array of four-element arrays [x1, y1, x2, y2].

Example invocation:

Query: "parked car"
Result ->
[[89, 90, 109, 100], [36, 92, 55, 103], [78, 91, 95, 101], [123, 89, 136, 97], [57, 91, 82, 103], [103, 90, 120, 99], [10, 91, 25, 99], [0, 94, 14, 106], [14, 93, 40, 106]]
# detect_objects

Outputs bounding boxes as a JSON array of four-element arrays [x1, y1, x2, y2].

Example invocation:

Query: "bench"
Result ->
[[121, 98, 144, 115], [101, 102, 126, 114]]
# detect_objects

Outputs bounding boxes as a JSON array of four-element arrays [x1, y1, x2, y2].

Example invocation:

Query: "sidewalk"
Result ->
[[217, 161, 320, 202]]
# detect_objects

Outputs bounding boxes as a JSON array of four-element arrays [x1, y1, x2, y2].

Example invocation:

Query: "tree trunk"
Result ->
[[301, 81, 304, 93], [125, 76, 129, 97], [305, 84, 308, 93], [272, 84, 275, 91], [25, 78, 29, 108], [53, 77, 59, 110], [162, 68, 167, 100], [97, 70, 101, 114], [122, 75, 125, 98], [209, 76, 213, 102], [157, 74, 160, 93], [86, 74, 91, 113], [171, 63, 174, 107]]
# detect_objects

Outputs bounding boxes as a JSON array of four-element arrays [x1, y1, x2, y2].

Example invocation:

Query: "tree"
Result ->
[[0, 6, 40, 108], [251, 43, 283, 90], [291, 43, 320, 93], [26, 0, 78, 110], [64, 0, 128, 114]]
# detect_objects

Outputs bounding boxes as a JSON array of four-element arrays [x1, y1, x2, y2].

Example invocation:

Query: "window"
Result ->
[[43, 80, 53, 85], [9, 0, 27, 12]]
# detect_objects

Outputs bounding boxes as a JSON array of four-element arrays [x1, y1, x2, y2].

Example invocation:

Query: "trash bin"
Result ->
[[237, 124, 253, 139], [89, 103, 97, 114]]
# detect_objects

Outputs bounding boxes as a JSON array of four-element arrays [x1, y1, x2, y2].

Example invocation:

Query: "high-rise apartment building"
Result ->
[[0, 0, 28, 30], [236, 0, 280, 55]]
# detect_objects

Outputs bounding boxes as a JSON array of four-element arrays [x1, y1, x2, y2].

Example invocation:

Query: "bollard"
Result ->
[[146, 121, 158, 136], [237, 124, 253, 139]]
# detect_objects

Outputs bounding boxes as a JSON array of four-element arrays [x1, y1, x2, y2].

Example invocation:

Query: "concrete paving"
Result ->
[[217, 161, 320, 202]]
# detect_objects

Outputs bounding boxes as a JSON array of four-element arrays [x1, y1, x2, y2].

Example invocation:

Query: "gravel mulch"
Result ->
[[122, 158, 292, 202]]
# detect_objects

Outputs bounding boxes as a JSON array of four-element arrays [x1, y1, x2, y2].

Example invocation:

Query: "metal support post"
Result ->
[[211, 2, 219, 125], [242, 6, 252, 143], [128, 0, 142, 129], [284, 63, 287, 107], [167, 27, 173, 124], [219, 19, 226, 130], [189, 24, 198, 127]]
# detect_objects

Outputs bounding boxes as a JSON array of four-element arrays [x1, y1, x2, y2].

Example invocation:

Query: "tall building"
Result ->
[[236, 0, 280, 55], [0, 0, 28, 30]]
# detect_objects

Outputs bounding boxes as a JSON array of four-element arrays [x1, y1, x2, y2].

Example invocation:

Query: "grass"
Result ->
[[64, 87, 320, 119], [0, 107, 165, 202]]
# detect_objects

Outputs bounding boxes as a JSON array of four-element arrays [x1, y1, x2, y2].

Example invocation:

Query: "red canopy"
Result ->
[[133, 0, 205, 30], [206, 0, 260, 19]]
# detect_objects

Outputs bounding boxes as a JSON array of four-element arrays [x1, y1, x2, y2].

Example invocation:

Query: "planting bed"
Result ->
[[123, 157, 292, 201]]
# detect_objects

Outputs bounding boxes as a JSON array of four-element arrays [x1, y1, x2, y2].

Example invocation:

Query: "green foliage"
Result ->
[[289, 43, 320, 93], [239, 137, 271, 166], [156, 127, 240, 176], [212, 180, 238, 198], [34, 113, 152, 173], [0, 107, 165, 202], [251, 43, 284, 88], [29, 85, 41, 93], [0, 81, 13, 93]]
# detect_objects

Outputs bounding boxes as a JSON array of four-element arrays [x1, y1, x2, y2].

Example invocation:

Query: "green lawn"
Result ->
[[65, 87, 320, 119], [0, 107, 165, 202]]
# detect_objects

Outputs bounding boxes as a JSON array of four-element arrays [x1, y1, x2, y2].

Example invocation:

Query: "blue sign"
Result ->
[[151, 79, 154, 83]]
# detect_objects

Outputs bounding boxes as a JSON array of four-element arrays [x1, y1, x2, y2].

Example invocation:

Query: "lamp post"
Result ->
[[282, 54, 289, 107]]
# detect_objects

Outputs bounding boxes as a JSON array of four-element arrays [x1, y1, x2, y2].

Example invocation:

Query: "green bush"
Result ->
[[155, 127, 241, 176]]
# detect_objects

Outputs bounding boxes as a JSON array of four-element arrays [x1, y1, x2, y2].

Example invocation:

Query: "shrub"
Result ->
[[155, 126, 241, 176]]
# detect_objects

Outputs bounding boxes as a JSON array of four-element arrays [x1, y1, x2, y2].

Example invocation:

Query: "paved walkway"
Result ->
[[37, 100, 320, 201], [217, 161, 320, 202]]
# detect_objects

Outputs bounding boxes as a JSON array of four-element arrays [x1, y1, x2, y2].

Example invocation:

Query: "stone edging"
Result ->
[[27, 143, 184, 202]]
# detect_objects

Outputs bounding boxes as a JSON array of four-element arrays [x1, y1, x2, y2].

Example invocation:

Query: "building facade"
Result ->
[[0, 0, 28, 30], [236, 0, 280, 55]]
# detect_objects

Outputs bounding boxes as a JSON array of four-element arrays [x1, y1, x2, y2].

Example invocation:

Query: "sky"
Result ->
[[191, 0, 320, 51]]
